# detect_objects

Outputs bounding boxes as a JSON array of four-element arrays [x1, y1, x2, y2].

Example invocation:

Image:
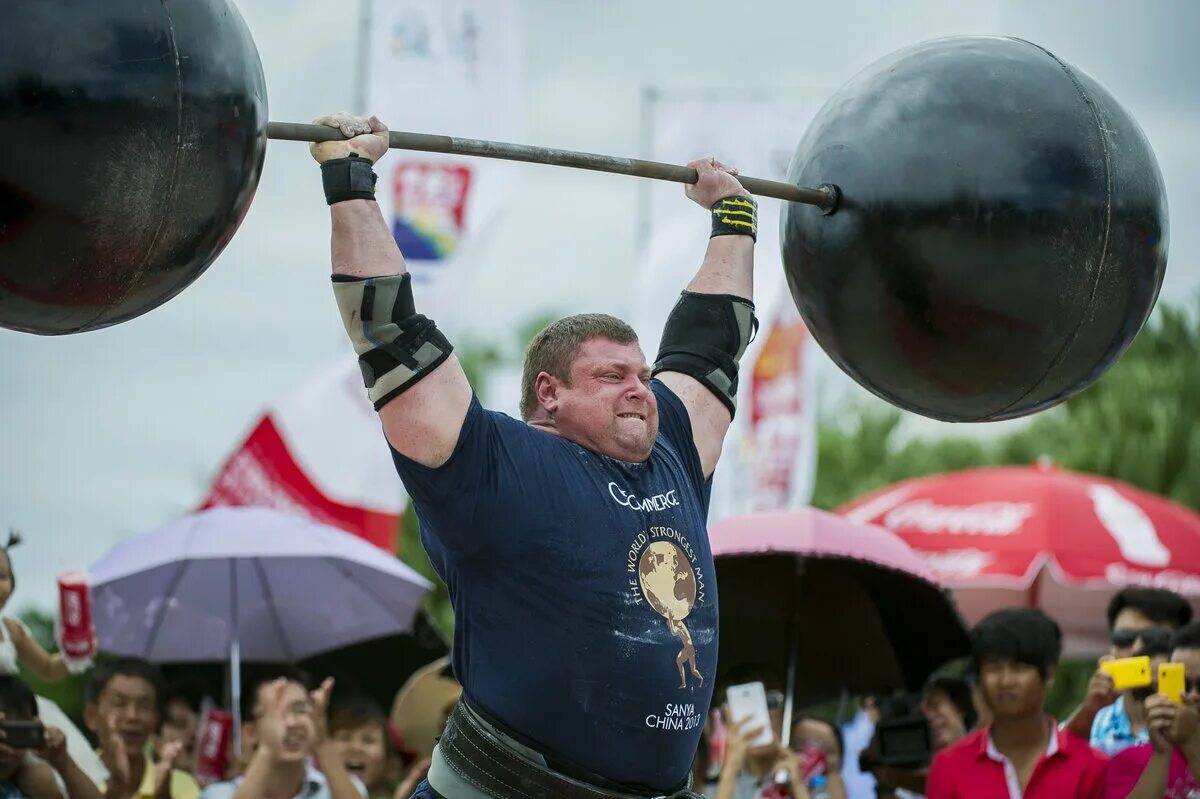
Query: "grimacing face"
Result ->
[[539, 338, 659, 462]]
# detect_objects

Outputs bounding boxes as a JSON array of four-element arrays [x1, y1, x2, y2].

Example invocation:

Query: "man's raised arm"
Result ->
[[311, 113, 472, 468], [654, 157, 756, 478]]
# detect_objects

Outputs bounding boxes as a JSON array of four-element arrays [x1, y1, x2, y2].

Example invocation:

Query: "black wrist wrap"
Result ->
[[710, 195, 758, 241], [321, 154, 378, 205]]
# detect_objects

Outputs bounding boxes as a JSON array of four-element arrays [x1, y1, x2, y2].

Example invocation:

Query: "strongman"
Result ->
[[312, 113, 758, 799]]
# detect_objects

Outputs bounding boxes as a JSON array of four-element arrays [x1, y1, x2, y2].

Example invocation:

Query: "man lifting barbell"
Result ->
[[311, 112, 757, 799]]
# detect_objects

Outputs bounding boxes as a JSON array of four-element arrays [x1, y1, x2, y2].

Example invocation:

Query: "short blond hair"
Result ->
[[519, 314, 639, 420]]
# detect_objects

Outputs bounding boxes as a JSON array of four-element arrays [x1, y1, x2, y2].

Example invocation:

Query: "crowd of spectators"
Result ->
[[2, 524, 1197, 799], [702, 587, 1199, 799]]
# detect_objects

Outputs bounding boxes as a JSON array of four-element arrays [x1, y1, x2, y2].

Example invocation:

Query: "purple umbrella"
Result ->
[[89, 506, 432, 741]]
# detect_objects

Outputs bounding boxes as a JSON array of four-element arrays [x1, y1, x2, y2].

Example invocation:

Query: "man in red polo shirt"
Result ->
[[926, 608, 1108, 799]]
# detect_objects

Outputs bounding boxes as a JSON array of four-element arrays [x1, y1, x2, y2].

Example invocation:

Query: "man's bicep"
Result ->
[[655, 371, 731, 478], [378, 355, 474, 468]]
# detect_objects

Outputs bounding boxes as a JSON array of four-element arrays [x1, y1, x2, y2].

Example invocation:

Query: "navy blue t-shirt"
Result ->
[[390, 380, 717, 792]]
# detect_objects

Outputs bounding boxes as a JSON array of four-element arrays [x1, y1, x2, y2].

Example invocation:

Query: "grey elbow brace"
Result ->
[[332, 273, 453, 410], [652, 291, 758, 417]]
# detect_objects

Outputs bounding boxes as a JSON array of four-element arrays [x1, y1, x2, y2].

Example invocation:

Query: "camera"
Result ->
[[858, 693, 933, 771]]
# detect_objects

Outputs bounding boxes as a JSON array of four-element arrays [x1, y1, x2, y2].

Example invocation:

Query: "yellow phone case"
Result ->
[[1160, 663, 1185, 704], [1101, 656, 1153, 691]]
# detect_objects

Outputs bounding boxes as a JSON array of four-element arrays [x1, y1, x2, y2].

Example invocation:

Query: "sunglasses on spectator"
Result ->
[[1110, 627, 1172, 650]]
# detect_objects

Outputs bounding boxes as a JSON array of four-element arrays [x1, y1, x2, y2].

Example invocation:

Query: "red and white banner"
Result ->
[[365, 0, 524, 319], [631, 91, 824, 519], [839, 463, 1200, 653], [201, 359, 403, 552]]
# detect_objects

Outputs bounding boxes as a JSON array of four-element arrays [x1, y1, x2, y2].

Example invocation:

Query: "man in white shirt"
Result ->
[[200, 671, 364, 799]]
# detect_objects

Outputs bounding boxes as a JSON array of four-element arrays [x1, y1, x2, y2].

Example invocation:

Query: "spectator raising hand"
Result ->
[[152, 742, 184, 799], [200, 671, 365, 799]]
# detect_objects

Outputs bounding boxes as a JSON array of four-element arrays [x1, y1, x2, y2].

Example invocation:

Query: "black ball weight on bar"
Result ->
[[781, 36, 1168, 421], [0, 5, 1169, 423], [0, 0, 266, 334]]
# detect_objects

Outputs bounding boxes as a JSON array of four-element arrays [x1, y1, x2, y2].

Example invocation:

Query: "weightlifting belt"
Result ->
[[432, 700, 704, 799]]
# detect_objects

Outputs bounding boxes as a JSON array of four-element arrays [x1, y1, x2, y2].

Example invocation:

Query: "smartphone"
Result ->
[[726, 681, 774, 748], [1101, 656, 1154, 691], [1160, 663, 1186, 704], [0, 720, 46, 749]]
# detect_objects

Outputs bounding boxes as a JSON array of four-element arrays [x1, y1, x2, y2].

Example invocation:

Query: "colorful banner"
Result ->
[[202, 2, 525, 547], [630, 90, 824, 519], [365, 0, 524, 317]]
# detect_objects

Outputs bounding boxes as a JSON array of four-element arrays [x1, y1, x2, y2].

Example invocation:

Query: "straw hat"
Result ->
[[389, 656, 461, 759]]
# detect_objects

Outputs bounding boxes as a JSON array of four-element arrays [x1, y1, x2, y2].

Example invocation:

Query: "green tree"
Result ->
[[999, 305, 1200, 506], [813, 304, 1200, 512]]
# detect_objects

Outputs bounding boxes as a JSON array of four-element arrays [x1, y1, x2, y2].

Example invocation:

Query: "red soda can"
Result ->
[[799, 745, 828, 782], [57, 571, 95, 660], [706, 709, 727, 780], [195, 709, 233, 785]]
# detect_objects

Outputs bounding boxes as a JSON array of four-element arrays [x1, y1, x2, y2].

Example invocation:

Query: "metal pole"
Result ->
[[266, 121, 839, 210], [353, 0, 372, 116], [780, 558, 805, 749], [229, 559, 243, 756]]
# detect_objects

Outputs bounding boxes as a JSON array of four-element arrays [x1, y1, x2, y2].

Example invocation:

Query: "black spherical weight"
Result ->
[[0, 0, 267, 334], [781, 36, 1168, 422]]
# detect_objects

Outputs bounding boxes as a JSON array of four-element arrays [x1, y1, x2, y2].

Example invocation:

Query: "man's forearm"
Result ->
[[685, 235, 754, 300], [330, 200, 406, 278], [229, 751, 272, 799], [1063, 703, 1099, 742], [58, 757, 105, 799], [1183, 737, 1200, 782], [1126, 750, 1170, 799]]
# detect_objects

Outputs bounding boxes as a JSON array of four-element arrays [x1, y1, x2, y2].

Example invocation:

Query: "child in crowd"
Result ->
[[328, 694, 428, 799]]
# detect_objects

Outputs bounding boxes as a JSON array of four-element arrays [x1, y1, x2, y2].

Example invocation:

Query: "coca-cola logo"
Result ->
[[884, 499, 1034, 536], [919, 549, 996, 579], [64, 593, 82, 626], [202, 721, 224, 758]]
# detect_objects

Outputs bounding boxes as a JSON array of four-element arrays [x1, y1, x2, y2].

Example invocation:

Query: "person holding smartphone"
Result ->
[[1063, 587, 1193, 758], [709, 667, 847, 799], [0, 675, 105, 799], [1103, 622, 1200, 798]]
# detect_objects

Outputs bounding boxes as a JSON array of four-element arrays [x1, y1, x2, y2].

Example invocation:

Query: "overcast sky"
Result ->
[[3, 0, 1198, 613]]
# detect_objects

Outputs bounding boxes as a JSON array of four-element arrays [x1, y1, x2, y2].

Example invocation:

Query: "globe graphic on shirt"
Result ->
[[638, 541, 698, 621]]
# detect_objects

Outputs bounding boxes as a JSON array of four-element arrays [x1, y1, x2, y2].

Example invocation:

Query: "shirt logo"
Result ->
[[627, 527, 708, 698], [609, 482, 679, 512]]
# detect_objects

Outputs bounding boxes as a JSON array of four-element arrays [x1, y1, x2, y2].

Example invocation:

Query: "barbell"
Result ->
[[0, 0, 1168, 422]]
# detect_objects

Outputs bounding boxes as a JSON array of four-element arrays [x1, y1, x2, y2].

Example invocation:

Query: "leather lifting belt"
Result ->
[[437, 700, 704, 799]]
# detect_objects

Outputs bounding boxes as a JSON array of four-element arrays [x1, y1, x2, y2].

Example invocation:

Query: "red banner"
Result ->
[[201, 416, 399, 552]]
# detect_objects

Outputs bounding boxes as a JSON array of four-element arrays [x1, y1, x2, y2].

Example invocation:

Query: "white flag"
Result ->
[[630, 91, 825, 518], [366, 0, 524, 320]]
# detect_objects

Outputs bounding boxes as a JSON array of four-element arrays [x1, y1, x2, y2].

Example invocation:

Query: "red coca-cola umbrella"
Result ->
[[838, 463, 1200, 654]]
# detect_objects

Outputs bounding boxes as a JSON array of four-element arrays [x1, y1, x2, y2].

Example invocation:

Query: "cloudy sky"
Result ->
[[3, 0, 1198, 613]]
